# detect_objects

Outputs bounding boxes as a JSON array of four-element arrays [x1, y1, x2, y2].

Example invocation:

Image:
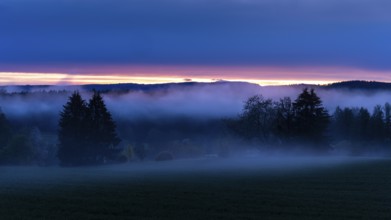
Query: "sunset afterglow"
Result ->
[[2, 66, 391, 86], [2, 1, 391, 85], [1, 71, 337, 86]]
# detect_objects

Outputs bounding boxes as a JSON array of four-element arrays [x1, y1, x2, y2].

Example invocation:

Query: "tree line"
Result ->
[[228, 88, 391, 154], [330, 104, 391, 154], [227, 88, 330, 152], [0, 110, 57, 165], [1, 88, 391, 166]]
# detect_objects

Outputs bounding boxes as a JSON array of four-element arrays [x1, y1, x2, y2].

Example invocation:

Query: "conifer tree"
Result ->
[[274, 97, 295, 141], [384, 103, 391, 137], [58, 91, 120, 166], [356, 107, 371, 142], [0, 108, 11, 149], [86, 91, 120, 163], [332, 107, 355, 140], [57, 91, 88, 166], [293, 88, 329, 147], [369, 105, 385, 141]]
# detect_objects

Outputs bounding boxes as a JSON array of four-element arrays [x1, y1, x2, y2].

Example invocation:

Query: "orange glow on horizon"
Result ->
[[0, 72, 340, 86], [1, 66, 391, 86]]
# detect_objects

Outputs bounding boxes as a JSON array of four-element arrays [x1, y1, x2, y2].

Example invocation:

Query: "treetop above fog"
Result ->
[[58, 91, 120, 166]]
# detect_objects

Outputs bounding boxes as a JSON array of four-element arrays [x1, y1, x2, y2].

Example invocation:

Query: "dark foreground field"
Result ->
[[0, 157, 390, 219]]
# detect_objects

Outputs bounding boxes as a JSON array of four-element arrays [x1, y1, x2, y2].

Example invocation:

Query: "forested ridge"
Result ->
[[0, 82, 391, 166]]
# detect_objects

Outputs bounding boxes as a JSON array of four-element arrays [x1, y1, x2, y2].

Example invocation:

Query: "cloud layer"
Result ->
[[1, 0, 391, 72]]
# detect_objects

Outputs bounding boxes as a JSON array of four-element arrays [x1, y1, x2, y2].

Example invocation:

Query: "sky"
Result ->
[[1, 0, 391, 85]]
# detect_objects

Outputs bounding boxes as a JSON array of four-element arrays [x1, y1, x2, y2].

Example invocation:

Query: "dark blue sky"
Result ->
[[1, 0, 391, 72]]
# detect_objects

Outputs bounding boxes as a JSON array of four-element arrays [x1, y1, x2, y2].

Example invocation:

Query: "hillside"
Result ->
[[2, 80, 391, 94]]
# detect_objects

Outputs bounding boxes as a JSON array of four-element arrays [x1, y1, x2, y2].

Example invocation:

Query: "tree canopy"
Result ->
[[58, 91, 120, 166], [293, 88, 329, 145], [230, 88, 330, 151]]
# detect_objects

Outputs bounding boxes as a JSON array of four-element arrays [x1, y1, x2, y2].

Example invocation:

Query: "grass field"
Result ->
[[0, 157, 390, 219]]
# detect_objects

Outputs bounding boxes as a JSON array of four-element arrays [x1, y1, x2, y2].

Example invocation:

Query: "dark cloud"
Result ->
[[1, 0, 391, 70]]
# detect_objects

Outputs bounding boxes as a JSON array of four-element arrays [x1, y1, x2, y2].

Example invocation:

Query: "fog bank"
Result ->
[[0, 156, 382, 186], [1, 82, 391, 133]]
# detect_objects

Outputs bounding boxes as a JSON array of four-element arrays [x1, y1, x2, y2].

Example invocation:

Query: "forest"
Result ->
[[0, 83, 391, 166]]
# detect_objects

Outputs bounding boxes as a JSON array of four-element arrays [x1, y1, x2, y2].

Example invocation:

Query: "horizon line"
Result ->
[[0, 71, 370, 87]]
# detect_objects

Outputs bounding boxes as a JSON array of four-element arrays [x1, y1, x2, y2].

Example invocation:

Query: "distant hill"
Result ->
[[323, 80, 391, 91], [0, 81, 260, 93], [267, 80, 391, 92], [80, 81, 260, 93], [2, 80, 391, 93]]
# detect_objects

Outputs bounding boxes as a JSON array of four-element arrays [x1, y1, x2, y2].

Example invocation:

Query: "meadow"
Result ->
[[0, 157, 390, 219]]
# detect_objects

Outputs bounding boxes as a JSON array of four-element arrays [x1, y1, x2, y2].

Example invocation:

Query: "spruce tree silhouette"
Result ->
[[86, 91, 120, 164], [0, 108, 11, 149], [293, 88, 329, 149], [58, 91, 88, 166], [58, 91, 120, 166]]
